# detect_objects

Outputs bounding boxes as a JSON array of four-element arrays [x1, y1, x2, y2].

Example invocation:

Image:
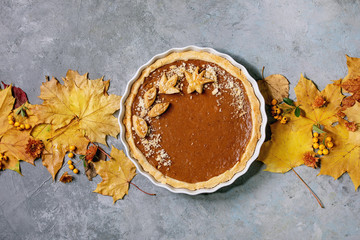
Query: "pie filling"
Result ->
[[130, 59, 252, 183]]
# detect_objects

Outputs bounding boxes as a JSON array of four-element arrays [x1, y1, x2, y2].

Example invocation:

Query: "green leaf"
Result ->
[[294, 106, 301, 117], [16, 108, 21, 115], [83, 159, 87, 168], [283, 98, 295, 106], [313, 124, 326, 134], [21, 109, 26, 117]]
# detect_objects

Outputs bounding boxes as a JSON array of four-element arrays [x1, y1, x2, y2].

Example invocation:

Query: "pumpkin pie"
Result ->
[[123, 50, 261, 190]]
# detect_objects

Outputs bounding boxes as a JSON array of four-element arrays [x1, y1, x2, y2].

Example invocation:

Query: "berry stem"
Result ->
[[292, 168, 324, 208], [129, 181, 156, 196]]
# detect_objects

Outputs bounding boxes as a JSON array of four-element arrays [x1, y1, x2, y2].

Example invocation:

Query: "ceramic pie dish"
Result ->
[[118, 46, 267, 195]]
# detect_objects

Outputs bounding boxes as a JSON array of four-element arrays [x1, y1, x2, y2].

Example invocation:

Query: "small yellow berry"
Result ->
[[319, 144, 326, 150], [312, 137, 319, 143], [282, 116, 287, 121], [68, 152, 74, 158], [67, 160, 72, 165], [0, 155, 3, 161], [317, 150, 323, 155], [69, 164, 75, 170], [8, 120, 14, 125], [280, 119, 287, 124], [271, 106, 277, 111], [325, 136, 332, 142], [20, 124, 25, 130], [17, 127, 22, 131], [73, 169, 79, 174], [25, 124, 31, 130], [3, 155, 9, 161], [313, 132, 319, 138], [275, 108, 282, 114], [322, 149, 329, 155], [271, 99, 278, 105], [69, 145, 76, 151], [327, 142, 334, 148], [313, 143, 319, 149], [14, 122, 20, 127]]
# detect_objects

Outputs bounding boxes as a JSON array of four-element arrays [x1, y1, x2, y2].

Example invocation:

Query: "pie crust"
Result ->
[[123, 50, 261, 190]]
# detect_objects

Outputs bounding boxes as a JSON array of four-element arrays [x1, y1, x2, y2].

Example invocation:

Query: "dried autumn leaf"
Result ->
[[341, 96, 356, 109], [85, 161, 97, 181], [93, 146, 136, 203], [341, 55, 360, 102], [2, 81, 28, 108], [312, 96, 326, 108], [258, 74, 289, 105], [31, 123, 88, 179], [258, 122, 313, 173], [59, 171, 73, 183], [343, 102, 360, 145], [159, 74, 180, 94], [144, 87, 157, 108], [0, 87, 36, 174], [319, 125, 360, 190], [132, 115, 148, 138], [148, 103, 170, 118], [32, 70, 121, 145], [85, 145, 98, 162]]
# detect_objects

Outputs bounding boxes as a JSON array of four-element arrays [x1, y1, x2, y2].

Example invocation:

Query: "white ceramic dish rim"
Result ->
[[118, 45, 267, 195]]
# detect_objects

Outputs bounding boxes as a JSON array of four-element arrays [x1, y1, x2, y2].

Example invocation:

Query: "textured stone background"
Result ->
[[0, 0, 360, 239]]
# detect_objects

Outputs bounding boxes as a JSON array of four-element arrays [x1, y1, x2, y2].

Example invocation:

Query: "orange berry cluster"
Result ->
[[312, 132, 334, 156], [8, 115, 31, 131], [67, 145, 79, 174], [0, 152, 9, 169], [271, 99, 288, 124]]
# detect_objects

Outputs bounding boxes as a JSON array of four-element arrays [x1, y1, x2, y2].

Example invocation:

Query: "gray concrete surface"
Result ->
[[1, 0, 360, 239]]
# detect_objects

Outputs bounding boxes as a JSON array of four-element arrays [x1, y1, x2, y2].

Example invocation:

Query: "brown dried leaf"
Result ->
[[85, 161, 97, 181], [341, 96, 356, 109], [345, 122, 357, 132], [148, 103, 170, 118], [258, 74, 289, 105], [144, 87, 157, 108], [85, 145, 98, 162], [313, 96, 326, 108], [59, 172, 73, 183]]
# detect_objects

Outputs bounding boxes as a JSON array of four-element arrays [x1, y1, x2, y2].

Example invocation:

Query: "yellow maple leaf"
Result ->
[[343, 102, 360, 145], [258, 122, 313, 173], [260, 74, 344, 172], [319, 125, 360, 190], [342, 55, 360, 84], [32, 70, 121, 145], [30, 70, 121, 179], [0, 87, 36, 173], [93, 146, 136, 203], [31, 123, 88, 179]]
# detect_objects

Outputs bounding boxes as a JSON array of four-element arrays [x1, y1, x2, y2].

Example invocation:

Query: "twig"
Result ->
[[292, 168, 324, 208], [129, 182, 156, 196]]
